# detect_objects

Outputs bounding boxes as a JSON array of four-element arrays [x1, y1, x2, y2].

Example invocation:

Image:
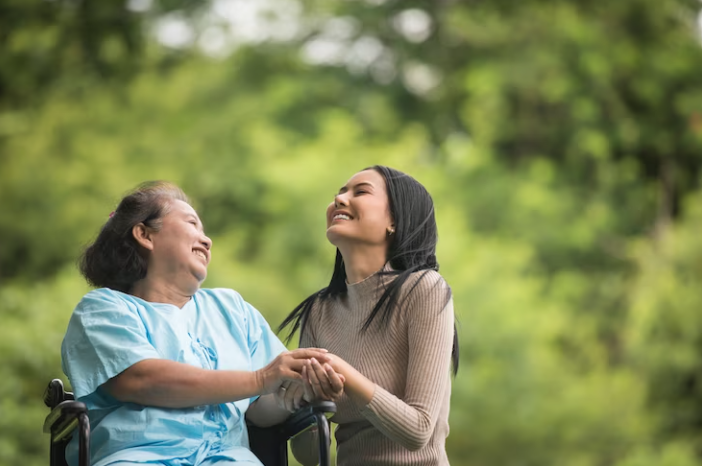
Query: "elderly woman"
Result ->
[[61, 181, 330, 466]]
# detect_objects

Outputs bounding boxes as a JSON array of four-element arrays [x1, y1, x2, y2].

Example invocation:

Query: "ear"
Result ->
[[132, 223, 155, 251]]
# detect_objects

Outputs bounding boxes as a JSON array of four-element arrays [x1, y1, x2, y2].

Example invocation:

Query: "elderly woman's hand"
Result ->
[[275, 381, 306, 412]]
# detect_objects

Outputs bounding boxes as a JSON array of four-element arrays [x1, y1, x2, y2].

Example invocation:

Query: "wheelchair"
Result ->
[[43, 379, 335, 466]]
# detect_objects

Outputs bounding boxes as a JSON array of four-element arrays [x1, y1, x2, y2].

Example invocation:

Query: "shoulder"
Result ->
[[67, 289, 143, 336], [402, 269, 450, 298], [74, 288, 132, 314], [395, 269, 452, 318]]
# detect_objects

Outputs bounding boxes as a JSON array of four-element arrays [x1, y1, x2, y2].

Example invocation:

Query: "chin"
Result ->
[[326, 229, 342, 246], [191, 268, 208, 287]]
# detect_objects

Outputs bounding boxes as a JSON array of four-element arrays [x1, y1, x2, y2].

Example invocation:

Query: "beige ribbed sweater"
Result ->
[[291, 268, 454, 466]]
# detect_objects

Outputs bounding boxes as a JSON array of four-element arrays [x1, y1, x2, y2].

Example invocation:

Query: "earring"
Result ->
[[387, 227, 395, 236]]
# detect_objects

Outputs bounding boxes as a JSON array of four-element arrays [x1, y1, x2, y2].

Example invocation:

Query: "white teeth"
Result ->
[[334, 214, 351, 221], [193, 250, 206, 260]]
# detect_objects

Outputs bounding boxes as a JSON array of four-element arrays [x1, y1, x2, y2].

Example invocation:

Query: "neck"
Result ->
[[129, 275, 196, 308], [338, 243, 388, 284]]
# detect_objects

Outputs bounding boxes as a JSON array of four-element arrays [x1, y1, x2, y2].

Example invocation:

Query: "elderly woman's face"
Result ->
[[148, 200, 212, 286], [325, 169, 393, 249]]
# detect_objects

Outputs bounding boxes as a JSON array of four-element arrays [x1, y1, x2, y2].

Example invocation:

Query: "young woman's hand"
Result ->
[[302, 357, 346, 403], [257, 348, 330, 395], [311, 353, 376, 405]]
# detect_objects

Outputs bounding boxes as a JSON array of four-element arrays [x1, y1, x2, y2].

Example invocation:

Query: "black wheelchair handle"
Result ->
[[282, 400, 336, 439]]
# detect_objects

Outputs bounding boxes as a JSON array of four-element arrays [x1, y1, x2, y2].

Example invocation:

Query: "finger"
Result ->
[[274, 388, 287, 411], [289, 349, 331, 363], [306, 360, 325, 399], [302, 365, 315, 402], [290, 384, 304, 411], [285, 384, 301, 412], [280, 383, 291, 412], [324, 363, 344, 393], [306, 347, 329, 353], [281, 371, 303, 383], [311, 358, 333, 398], [281, 358, 314, 374], [277, 381, 291, 406]]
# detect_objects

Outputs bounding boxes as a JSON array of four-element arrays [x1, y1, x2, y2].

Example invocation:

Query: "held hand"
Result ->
[[303, 358, 346, 403], [308, 353, 376, 406], [257, 348, 330, 395], [275, 381, 306, 412]]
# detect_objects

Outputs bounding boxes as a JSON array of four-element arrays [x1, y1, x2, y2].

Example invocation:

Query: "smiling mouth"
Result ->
[[333, 214, 351, 221], [193, 250, 207, 261]]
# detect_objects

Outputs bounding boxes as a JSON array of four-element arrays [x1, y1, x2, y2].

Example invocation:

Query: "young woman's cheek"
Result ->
[[325, 202, 335, 227]]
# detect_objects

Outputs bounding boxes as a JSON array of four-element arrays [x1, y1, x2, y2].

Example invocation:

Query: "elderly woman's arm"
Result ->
[[103, 348, 330, 409]]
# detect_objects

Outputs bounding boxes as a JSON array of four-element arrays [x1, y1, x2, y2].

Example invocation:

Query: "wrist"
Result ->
[[254, 369, 266, 395], [341, 366, 375, 406]]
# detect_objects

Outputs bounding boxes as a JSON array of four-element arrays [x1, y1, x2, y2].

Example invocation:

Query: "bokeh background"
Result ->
[[2, 0, 702, 465]]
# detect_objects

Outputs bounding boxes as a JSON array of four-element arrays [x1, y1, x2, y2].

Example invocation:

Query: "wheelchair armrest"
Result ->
[[44, 378, 74, 409], [43, 400, 88, 442], [281, 401, 336, 439]]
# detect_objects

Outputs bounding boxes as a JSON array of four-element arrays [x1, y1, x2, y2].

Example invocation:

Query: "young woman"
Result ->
[[61, 181, 330, 466], [280, 166, 459, 466]]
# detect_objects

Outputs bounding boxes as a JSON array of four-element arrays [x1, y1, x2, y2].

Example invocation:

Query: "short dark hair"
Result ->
[[79, 181, 190, 293], [280, 166, 460, 374]]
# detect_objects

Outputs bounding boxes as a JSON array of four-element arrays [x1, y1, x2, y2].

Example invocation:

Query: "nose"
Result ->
[[200, 234, 212, 251], [334, 193, 349, 208]]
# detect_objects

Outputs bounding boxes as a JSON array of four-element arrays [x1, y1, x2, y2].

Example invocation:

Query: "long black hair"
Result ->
[[279, 166, 459, 375]]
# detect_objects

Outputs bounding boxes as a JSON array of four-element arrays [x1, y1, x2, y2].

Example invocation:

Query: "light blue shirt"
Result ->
[[61, 287, 287, 466]]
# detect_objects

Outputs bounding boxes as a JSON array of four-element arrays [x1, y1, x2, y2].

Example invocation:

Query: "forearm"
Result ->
[[333, 360, 435, 450], [332, 359, 374, 405], [246, 393, 290, 427], [360, 385, 439, 451], [103, 358, 263, 408]]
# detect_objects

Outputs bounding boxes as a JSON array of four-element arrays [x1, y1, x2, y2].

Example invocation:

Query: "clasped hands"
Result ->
[[258, 348, 345, 413], [278, 355, 346, 412]]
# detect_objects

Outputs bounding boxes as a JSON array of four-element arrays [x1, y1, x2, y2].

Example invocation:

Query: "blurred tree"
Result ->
[[0, 0, 207, 112], [1, 0, 702, 465], [627, 190, 702, 457], [299, 0, 702, 223], [1, 0, 142, 111], [0, 0, 205, 281]]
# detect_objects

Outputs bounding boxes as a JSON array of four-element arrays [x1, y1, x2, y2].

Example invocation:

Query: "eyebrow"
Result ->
[[338, 181, 375, 194], [185, 213, 202, 225]]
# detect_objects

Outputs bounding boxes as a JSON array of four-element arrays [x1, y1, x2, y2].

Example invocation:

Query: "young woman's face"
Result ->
[[326, 169, 394, 249], [147, 200, 213, 285]]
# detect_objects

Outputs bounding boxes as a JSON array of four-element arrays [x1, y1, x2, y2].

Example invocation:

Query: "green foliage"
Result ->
[[627, 190, 702, 454], [1, 0, 702, 465]]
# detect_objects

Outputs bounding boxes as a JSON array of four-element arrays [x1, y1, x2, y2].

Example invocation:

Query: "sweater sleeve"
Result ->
[[359, 272, 454, 451], [290, 308, 323, 466]]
